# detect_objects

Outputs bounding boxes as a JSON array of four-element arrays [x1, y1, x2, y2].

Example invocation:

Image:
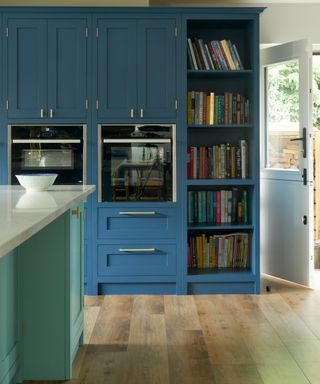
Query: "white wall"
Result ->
[[1, 1, 320, 44]]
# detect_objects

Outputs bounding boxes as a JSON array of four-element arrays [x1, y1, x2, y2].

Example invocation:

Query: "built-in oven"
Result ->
[[8, 125, 86, 185], [98, 124, 176, 202]]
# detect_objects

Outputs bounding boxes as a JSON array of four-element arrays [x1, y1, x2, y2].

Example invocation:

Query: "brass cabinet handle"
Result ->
[[140, 108, 144, 118], [130, 108, 134, 118], [40, 108, 44, 118], [49, 108, 54, 118], [71, 208, 81, 218]]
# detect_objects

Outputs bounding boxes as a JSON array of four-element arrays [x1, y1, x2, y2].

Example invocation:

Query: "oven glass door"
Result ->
[[102, 139, 173, 202], [10, 125, 85, 185]]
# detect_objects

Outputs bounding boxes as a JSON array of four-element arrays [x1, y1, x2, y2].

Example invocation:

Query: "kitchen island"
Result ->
[[0, 185, 95, 384]]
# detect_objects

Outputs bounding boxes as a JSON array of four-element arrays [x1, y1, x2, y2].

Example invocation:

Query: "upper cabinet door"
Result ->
[[137, 19, 176, 119], [97, 19, 137, 119], [7, 19, 47, 119], [47, 19, 87, 119]]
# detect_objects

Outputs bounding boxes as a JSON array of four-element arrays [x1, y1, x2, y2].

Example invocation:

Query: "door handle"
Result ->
[[119, 211, 157, 215], [290, 127, 306, 158]]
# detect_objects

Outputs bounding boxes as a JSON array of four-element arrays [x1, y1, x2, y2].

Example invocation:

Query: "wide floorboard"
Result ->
[[26, 275, 320, 384]]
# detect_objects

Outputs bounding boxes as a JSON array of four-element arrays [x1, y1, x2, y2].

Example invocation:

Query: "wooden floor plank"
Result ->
[[211, 364, 264, 384], [256, 362, 311, 384], [88, 296, 134, 351], [166, 329, 214, 384], [164, 295, 202, 330], [195, 295, 255, 365], [132, 295, 164, 315]]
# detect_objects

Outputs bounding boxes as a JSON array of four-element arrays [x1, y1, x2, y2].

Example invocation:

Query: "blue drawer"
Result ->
[[98, 243, 176, 276], [97, 207, 177, 239]]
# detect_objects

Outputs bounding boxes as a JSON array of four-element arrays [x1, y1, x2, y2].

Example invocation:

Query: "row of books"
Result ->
[[187, 91, 250, 125], [187, 141, 248, 179], [188, 233, 249, 269], [188, 189, 248, 225], [187, 38, 244, 71]]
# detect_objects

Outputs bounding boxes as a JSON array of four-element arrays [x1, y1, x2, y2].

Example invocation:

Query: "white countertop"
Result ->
[[0, 185, 95, 258]]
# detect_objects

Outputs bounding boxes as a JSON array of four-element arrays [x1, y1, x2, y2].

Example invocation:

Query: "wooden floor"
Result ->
[[27, 275, 320, 384]]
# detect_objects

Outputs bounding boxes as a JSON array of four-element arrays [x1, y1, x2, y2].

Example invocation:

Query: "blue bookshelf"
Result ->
[[183, 10, 262, 294]]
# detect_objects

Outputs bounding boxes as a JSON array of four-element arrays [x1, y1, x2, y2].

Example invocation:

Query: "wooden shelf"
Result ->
[[187, 69, 253, 77], [188, 223, 253, 231], [188, 124, 253, 129], [187, 179, 255, 186]]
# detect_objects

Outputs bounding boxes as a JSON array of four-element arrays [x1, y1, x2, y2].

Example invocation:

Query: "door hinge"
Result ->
[[85, 27, 88, 38], [175, 27, 178, 37], [5, 27, 8, 37], [96, 99, 99, 110], [20, 322, 25, 337], [96, 27, 99, 38], [85, 99, 88, 110], [6, 100, 9, 110], [175, 99, 178, 110]]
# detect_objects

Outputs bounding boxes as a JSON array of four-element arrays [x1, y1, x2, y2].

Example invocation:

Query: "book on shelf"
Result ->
[[187, 37, 244, 71], [187, 91, 250, 125], [187, 141, 249, 179], [188, 232, 249, 269], [187, 188, 248, 225]]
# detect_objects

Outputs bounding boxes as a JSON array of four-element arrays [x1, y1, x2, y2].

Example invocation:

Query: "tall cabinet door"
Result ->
[[69, 204, 84, 360], [7, 19, 47, 119], [48, 19, 87, 119], [97, 19, 136, 119], [137, 19, 176, 119]]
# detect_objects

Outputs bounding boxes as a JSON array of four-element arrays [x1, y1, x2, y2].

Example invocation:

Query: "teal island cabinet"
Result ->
[[0, 185, 94, 384]]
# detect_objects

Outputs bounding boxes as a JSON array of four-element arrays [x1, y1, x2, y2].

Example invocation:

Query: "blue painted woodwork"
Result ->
[[137, 19, 176, 119], [6, 18, 47, 119], [0, 250, 20, 384], [5, 16, 87, 120], [0, 6, 263, 298], [96, 19, 136, 119], [47, 19, 87, 119], [98, 243, 176, 276], [19, 205, 83, 380], [96, 17, 177, 120], [97, 207, 177, 240]]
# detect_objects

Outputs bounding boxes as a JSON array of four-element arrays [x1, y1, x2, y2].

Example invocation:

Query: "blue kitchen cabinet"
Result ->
[[19, 204, 84, 380], [96, 17, 177, 120], [7, 19, 47, 119], [0, 250, 20, 384], [97, 19, 136, 120], [6, 17, 87, 120], [48, 19, 87, 119], [137, 19, 176, 119]]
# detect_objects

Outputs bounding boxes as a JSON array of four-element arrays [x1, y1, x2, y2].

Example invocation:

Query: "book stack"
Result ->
[[187, 38, 244, 71], [188, 232, 249, 269], [188, 189, 248, 225], [187, 140, 248, 179], [187, 91, 250, 125]]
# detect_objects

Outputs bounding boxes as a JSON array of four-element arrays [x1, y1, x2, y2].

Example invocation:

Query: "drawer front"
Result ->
[[97, 207, 176, 239], [98, 243, 176, 276]]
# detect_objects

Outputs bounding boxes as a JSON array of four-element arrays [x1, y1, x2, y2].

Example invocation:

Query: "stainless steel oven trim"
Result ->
[[98, 124, 102, 203], [12, 139, 81, 144], [8, 124, 87, 185], [98, 123, 177, 203]]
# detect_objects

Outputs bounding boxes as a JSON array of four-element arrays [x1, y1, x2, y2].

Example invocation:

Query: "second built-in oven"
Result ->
[[9, 125, 86, 185], [99, 124, 176, 202]]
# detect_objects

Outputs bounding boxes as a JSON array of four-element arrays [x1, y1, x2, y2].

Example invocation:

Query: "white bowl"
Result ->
[[15, 173, 58, 192]]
